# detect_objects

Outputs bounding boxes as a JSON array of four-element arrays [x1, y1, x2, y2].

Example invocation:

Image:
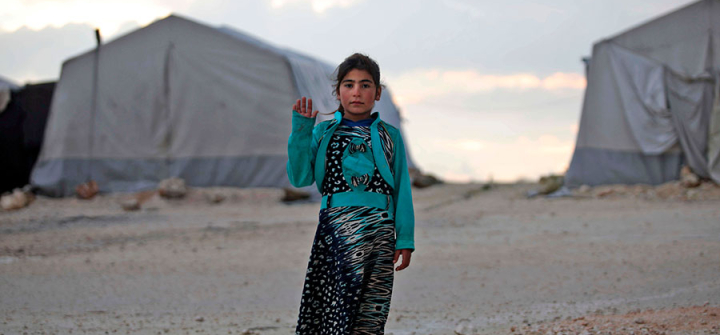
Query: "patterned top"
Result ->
[[322, 123, 393, 196]]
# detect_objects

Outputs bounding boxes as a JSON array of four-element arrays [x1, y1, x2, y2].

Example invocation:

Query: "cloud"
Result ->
[[387, 69, 586, 105], [0, 23, 98, 82], [443, 0, 565, 22], [541, 72, 587, 90], [0, 0, 177, 36], [270, 0, 364, 13], [570, 123, 579, 135], [419, 134, 574, 183]]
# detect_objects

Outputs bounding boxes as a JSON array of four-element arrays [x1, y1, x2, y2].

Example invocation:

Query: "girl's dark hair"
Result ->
[[333, 53, 381, 113]]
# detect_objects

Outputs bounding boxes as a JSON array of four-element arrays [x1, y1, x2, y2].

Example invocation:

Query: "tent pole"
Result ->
[[162, 43, 175, 180], [88, 28, 101, 183]]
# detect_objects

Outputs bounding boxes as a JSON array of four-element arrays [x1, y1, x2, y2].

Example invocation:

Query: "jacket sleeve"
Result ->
[[287, 111, 321, 188], [392, 131, 415, 251]]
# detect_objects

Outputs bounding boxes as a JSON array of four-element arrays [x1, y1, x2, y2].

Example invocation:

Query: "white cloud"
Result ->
[[0, 0, 177, 36], [418, 134, 574, 183], [270, 0, 364, 13], [387, 69, 586, 105], [443, 0, 565, 22], [570, 123, 579, 135], [431, 139, 488, 152], [541, 72, 586, 90]]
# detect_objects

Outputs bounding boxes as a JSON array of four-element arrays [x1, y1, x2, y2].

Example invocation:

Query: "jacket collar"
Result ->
[[333, 111, 381, 125]]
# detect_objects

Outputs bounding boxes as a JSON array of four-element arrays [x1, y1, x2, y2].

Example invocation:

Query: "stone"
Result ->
[[536, 175, 564, 195], [120, 198, 141, 211], [454, 319, 477, 334], [413, 173, 442, 189], [1, 189, 31, 211], [75, 180, 99, 199], [205, 192, 226, 204], [281, 188, 310, 202], [158, 178, 187, 199], [680, 166, 701, 188]]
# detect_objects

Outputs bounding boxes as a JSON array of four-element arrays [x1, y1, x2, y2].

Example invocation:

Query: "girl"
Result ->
[[287, 53, 415, 334]]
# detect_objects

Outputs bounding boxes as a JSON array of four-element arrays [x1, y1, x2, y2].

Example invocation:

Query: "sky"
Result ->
[[0, 0, 698, 182]]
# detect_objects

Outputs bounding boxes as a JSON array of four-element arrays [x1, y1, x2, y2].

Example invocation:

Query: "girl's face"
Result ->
[[338, 68, 381, 121]]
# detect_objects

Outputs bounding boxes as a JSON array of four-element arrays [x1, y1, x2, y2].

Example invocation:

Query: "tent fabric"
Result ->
[[608, 44, 674, 154], [709, 73, 720, 182], [31, 15, 415, 197], [665, 71, 715, 178], [566, 0, 720, 187], [567, 147, 683, 186]]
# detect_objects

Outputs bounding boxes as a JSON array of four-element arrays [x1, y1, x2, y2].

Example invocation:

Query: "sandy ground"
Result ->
[[1, 183, 719, 335]]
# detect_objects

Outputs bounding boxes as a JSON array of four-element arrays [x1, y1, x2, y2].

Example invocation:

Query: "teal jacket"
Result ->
[[287, 111, 415, 251]]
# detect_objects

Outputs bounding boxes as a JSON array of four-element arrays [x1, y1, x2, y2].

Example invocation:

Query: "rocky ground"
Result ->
[[1, 182, 719, 334]]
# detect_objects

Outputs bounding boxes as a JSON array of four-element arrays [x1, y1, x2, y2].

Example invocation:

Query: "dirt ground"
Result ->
[[1, 183, 719, 335]]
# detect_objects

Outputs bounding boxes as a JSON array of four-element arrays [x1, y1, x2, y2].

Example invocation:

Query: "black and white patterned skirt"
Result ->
[[296, 205, 395, 335]]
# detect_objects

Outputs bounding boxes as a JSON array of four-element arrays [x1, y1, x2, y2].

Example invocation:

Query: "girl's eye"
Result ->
[[362, 84, 371, 88], [344, 83, 353, 88]]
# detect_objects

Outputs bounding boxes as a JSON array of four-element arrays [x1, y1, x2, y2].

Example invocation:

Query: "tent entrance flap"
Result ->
[[665, 70, 715, 179]]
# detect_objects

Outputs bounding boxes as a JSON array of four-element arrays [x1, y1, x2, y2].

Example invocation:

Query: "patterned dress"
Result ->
[[296, 121, 396, 335]]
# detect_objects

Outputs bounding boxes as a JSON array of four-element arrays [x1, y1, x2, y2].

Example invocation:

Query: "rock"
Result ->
[[578, 184, 592, 194], [281, 188, 310, 202], [413, 173, 442, 189], [205, 192, 226, 204], [75, 180, 99, 199], [536, 175, 564, 195], [1, 188, 33, 211], [634, 318, 645, 324], [158, 178, 187, 199], [120, 198, 141, 211], [680, 166, 701, 188], [454, 319, 477, 334], [194, 316, 204, 322]]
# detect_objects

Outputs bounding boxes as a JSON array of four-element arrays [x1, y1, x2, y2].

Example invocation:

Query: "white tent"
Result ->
[[566, 0, 720, 187], [31, 14, 416, 196]]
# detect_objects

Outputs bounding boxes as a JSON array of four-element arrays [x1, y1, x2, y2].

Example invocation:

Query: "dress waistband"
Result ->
[[321, 191, 392, 212]]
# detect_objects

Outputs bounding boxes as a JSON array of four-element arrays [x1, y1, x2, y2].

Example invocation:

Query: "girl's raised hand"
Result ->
[[293, 97, 319, 119]]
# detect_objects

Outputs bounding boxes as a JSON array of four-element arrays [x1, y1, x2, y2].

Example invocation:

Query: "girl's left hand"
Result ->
[[393, 249, 412, 271], [293, 97, 318, 119]]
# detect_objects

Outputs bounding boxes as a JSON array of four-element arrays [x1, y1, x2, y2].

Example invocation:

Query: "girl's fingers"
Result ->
[[393, 250, 400, 264], [292, 97, 316, 118], [395, 250, 411, 271]]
